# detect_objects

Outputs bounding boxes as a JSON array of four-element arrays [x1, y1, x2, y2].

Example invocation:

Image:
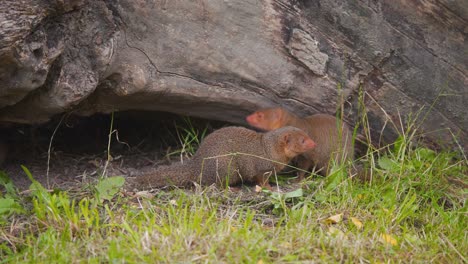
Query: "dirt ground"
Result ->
[[0, 111, 232, 192]]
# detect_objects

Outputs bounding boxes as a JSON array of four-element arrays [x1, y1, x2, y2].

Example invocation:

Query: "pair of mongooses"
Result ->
[[128, 126, 316, 190], [246, 107, 354, 179], [130, 107, 353, 190]]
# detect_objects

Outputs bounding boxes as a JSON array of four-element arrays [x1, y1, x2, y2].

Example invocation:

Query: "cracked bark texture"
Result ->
[[0, 0, 466, 151]]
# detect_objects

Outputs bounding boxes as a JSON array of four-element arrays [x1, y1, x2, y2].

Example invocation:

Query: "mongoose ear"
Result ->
[[282, 133, 291, 145]]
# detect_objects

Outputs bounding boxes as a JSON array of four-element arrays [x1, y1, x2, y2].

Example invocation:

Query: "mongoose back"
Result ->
[[128, 126, 316, 190], [246, 107, 354, 178]]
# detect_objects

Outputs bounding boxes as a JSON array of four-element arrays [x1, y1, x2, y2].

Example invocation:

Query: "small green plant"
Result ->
[[0, 171, 24, 221], [264, 188, 305, 216], [95, 176, 125, 202]]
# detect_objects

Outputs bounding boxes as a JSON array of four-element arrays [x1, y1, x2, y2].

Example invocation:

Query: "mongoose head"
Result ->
[[246, 107, 285, 131], [274, 126, 316, 159]]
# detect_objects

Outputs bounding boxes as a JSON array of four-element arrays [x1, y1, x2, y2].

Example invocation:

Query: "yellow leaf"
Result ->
[[357, 194, 364, 200], [350, 217, 363, 229], [323, 213, 343, 225], [257, 259, 264, 264], [380, 233, 398, 246]]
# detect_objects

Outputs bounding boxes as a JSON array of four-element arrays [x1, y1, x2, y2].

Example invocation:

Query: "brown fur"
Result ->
[[246, 107, 354, 178], [128, 126, 316, 190]]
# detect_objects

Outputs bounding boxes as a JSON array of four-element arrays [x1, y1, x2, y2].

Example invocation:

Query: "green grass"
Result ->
[[0, 138, 466, 263]]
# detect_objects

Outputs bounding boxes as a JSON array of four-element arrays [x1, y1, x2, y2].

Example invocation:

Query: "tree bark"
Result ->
[[0, 0, 466, 151]]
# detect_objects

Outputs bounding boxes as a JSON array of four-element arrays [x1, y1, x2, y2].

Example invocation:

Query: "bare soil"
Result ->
[[0, 111, 230, 191]]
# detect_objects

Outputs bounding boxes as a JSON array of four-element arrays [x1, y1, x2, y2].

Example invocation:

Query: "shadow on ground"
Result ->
[[0, 111, 228, 191]]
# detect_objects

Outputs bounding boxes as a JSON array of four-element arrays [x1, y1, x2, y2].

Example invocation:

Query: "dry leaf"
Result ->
[[323, 213, 343, 225], [134, 191, 155, 199], [380, 233, 398, 246], [350, 217, 363, 229], [257, 259, 264, 264], [255, 185, 263, 192]]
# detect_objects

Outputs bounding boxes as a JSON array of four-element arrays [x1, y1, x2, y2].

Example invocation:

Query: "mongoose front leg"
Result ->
[[296, 155, 313, 181]]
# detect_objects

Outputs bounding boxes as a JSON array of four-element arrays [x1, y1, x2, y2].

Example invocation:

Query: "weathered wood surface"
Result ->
[[0, 0, 466, 150]]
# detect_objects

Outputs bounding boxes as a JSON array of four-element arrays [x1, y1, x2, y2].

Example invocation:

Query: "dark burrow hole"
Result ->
[[0, 111, 230, 190]]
